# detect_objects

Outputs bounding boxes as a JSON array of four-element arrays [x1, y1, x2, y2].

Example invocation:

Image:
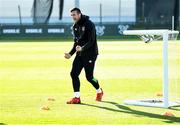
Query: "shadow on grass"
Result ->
[[169, 107, 180, 111], [0, 123, 6, 125], [80, 101, 180, 123]]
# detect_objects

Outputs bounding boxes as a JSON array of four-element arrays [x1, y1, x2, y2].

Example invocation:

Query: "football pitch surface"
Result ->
[[0, 41, 180, 125]]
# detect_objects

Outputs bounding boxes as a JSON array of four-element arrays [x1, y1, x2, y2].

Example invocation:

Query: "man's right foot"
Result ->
[[66, 97, 81, 104]]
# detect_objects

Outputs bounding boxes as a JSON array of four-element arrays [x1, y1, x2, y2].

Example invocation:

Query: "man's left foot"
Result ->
[[66, 97, 81, 104], [96, 88, 103, 101]]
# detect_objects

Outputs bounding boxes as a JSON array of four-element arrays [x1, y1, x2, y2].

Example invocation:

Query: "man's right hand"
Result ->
[[64, 53, 71, 59]]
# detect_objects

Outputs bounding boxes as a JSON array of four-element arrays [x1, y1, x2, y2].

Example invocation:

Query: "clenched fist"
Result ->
[[64, 53, 71, 59], [76, 45, 82, 52]]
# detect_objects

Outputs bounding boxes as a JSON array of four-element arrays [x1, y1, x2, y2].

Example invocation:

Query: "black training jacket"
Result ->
[[69, 15, 99, 57]]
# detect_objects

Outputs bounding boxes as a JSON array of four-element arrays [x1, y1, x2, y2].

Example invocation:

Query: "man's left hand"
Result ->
[[76, 45, 82, 52]]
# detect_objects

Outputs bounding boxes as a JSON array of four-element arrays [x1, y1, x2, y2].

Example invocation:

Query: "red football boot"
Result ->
[[66, 97, 81, 104], [96, 88, 103, 101]]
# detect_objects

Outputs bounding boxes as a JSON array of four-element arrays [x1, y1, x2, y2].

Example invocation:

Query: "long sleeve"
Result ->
[[81, 23, 96, 51], [69, 42, 76, 56]]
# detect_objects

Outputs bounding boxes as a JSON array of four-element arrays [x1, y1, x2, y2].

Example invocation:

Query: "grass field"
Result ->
[[0, 41, 180, 125]]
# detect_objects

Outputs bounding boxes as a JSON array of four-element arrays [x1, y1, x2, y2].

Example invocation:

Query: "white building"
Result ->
[[0, 0, 136, 23]]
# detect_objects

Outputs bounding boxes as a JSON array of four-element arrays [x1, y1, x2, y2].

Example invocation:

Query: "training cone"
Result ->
[[162, 112, 174, 117], [41, 106, 50, 111], [47, 97, 55, 101], [156, 93, 163, 97]]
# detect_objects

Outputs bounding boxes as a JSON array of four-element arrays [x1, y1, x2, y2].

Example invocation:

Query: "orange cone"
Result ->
[[47, 97, 55, 101], [41, 106, 50, 111], [156, 93, 163, 97], [162, 112, 174, 117]]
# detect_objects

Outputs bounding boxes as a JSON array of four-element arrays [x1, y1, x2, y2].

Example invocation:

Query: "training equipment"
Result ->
[[123, 29, 180, 108], [47, 97, 56, 101], [41, 106, 50, 111], [140, 35, 155, 43], [156, 93, 163, 97], [67, 97, 81, 104], [162, 112, 174, 117], [96, 88, 104, 101]]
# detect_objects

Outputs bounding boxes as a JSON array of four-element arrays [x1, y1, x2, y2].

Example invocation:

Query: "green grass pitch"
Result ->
[[0, 41, 180, 125]]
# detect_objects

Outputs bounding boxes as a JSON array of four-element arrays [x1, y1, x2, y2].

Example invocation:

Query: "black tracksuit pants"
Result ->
[[70, 55, 100, 92]]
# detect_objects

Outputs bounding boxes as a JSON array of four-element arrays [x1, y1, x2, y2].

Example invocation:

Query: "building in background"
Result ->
[[136, 0, 179, 30], [0, 0, 179, 38], [0, 0, 136, 24]]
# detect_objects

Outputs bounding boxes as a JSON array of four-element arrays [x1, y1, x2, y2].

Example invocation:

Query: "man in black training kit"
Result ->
[[64, 8, 103, 104]]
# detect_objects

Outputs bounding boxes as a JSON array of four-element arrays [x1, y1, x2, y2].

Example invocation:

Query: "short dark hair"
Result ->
[[70, 7, 81, 14]]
